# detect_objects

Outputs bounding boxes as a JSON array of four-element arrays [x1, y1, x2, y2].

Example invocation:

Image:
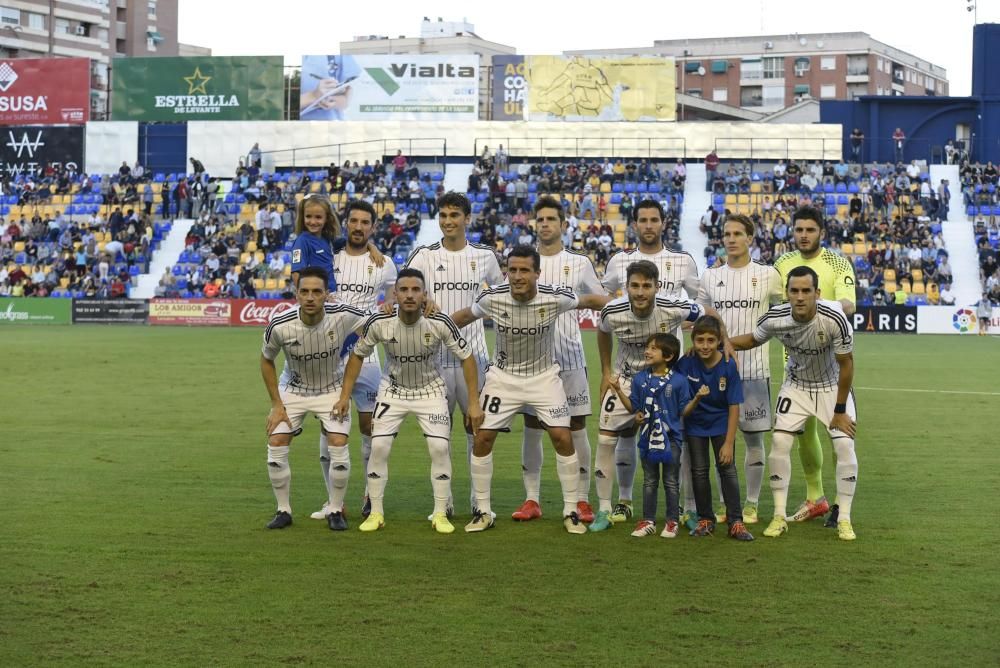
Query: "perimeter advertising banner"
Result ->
[[72, 299, 149, 324], [491, 55, 525, 120], [0, 125, 84, 176], [0, 58, 89, 124], [230, 299, 294, 326], [112, 56, 283, 121], [522, 55, 676, 122], [0, 298, 71, 324], [149, 299, 231, 325], [851, 306, 917, 333], [300, 54, 478, 121], [917, 305, 1000, 335]]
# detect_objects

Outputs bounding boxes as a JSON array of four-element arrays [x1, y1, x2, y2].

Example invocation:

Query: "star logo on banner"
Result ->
[[183, 67, 211, 95]]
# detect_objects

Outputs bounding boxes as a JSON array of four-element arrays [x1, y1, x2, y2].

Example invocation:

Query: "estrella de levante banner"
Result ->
[[112, 56, 283, 121]]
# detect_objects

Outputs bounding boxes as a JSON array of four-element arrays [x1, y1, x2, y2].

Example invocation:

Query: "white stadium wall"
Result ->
[[82, 120, 843, 177], [85, 122, 139, 175]]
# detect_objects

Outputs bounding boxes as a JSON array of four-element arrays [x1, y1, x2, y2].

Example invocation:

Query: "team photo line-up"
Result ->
[[260, 190, 859, 541]]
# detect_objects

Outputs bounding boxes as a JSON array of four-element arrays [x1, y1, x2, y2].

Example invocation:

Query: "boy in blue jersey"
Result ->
[[609, 333, 699, 538], [676, 316, 754, 541]]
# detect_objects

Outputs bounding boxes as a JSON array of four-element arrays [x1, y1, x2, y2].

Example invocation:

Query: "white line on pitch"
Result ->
[[853, 386, 1000, 397]]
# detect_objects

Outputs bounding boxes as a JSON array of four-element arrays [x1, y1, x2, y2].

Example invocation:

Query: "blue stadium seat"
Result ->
[[176, 279, 187, 289], [624, 183, 636, 193], [129, 265, 140, 277], [431, 172, 443, 181], [468, 232, 482, 243], [823, 183, 835, 193], [527, 182, 537, 193], [610, 194, 622, 205], [979, 206, 991, 216], [612, 183, 623, 193], [637, 183, 648, 193], [649, 183, 661, 193], [837, 195, 849, 205], [713, 194, 724, 205], [392, 252, 407, 266], [476, 193, 487, 203], [848, 183, 859, 193], [472, 203, 483, 214], [967, 205, 976, 217], [835, 183, 847, 193]]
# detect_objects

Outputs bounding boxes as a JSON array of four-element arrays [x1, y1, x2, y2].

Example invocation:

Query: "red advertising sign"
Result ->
[[231, 299, 295, 326], [577, 309, 600, 330], [0, 58, 90, 124], [149, 299, 231, 326]]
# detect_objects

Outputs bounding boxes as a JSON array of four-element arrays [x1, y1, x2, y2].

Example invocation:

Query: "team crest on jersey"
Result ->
[[665, 262, 672, 272], [470, 260, 477, 271], [292, 249, 302, 263], [367, 265, 374, 275], [660, 323, 668, 332], [719, 377, 727, 391], [327, 332, 338, 343], [751, 277, 758, 288], [563, 265, 570, 276], [817, 330, 826, 344], [538, 307, 546, 318], [424, 332, 432, 345]]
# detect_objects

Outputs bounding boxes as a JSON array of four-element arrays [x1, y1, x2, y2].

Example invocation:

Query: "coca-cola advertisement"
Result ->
[[231, 299, 295, 326]]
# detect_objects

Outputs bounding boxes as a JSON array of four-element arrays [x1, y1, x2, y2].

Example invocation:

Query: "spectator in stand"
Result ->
[[850, 128, 864, 162], [248, 142, 262, 168], [392, 150, 408, 180], [893, 128, 906, 163], [190, 157, 206, 178], [704, 151, 719, 191]]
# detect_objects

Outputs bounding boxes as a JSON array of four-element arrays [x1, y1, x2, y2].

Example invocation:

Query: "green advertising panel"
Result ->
[[0, 298, 71, 325], [112, 56, 284, 121]]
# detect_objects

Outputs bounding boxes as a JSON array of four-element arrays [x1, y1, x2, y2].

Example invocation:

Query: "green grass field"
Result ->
[[2, 327, 998, 666]]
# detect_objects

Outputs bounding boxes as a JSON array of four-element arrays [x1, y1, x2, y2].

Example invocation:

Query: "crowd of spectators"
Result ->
[[701, 159, 953, 306], [0, 160, 168, 298]]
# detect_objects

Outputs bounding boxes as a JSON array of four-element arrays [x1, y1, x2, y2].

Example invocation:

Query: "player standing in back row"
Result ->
[[600, 199, 699, 523], [404, 192, 504, 516], [311, 200, 398, 521], [697, 214, 783, 524], [449, 246, 611, 534], [512, 195, 606, 524], [730, 266, 859, 541], [773, 206, 856, 527]]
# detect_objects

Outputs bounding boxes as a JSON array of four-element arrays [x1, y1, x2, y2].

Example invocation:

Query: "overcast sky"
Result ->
[[177, 0, 992, 96]]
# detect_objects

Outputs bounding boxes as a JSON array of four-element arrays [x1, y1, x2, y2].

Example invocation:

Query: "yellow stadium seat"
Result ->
[[607, 205, 619, 217], [912, 281, 925, 295], [240, 252, 250, 264], [309, 182, 322, 193], [264, 278, 278, 290], [283, 264, 292, 276], [59, 277, 70, 288], [911, 268, 923, 283], [97, 242, 106, 252], [750, 182, 762, 194], [841, 243, 854, 255], [614, 231, 625, 244], [599, 182, 611, 193], [885, 280, 897, 293], [254, 251, 265, 263], [737, 194, 749, 205], [884, 268, 896, 282], [254, 279, 264, 289], [900, 279, 912, 293], [913, 205, 924, 216], [151, 183, 162, 193], [724, 194, 737, 205], [13, 241, 24, 252], [246, 241, 257, 253]]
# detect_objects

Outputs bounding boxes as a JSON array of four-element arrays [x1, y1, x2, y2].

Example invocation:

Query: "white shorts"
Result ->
[[739, 378, 773, 433], [521, 367, 592, 418], [480, 365, 571, 431], [599, 375, 635, 433], [371, 392, 452, 441], [442, 357, 487, 417], [271, 386, 351, 437], [773, 384, 857, 437], [351, 360, 381, 413]]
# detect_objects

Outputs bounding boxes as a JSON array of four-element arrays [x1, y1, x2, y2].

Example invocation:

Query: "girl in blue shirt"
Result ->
[[290, 195, 383, 293], [676, 316, 754, 541], [609, 333, 700, 539]]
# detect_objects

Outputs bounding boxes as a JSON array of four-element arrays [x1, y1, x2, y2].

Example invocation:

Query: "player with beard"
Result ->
[[773, 206, 856, 528]]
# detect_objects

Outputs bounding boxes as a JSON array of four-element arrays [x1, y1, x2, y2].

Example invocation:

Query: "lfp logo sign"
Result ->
[[952, 308, 977, 333]]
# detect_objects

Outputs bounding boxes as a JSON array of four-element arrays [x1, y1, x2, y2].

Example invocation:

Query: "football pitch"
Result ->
[[2, 327, 998, 666]]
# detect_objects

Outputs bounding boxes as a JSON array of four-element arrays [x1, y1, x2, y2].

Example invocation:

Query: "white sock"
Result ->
[[470, 453, 493, 515], [328, 444, 351, 511], [615, 434, 636, 502], [428, 437, 452, 515], [769, 431, 794, 519], [680, 444, 696, 512], [832, 437, 858, 522], [571, 429, 592, 502], [267, 445, 291, 513], [595, 433, 616, 512], [367, 436, 391, 516], [466, 433, 476, 509], [743, 431, 766, 505], [318, 437, 331, 503], [361, 434, 372, 495], [555, 452, 580, 517], [521, 427, 544, 502]]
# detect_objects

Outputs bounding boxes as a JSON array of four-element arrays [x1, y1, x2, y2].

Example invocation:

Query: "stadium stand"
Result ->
[[700, 159, 953, 306]]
